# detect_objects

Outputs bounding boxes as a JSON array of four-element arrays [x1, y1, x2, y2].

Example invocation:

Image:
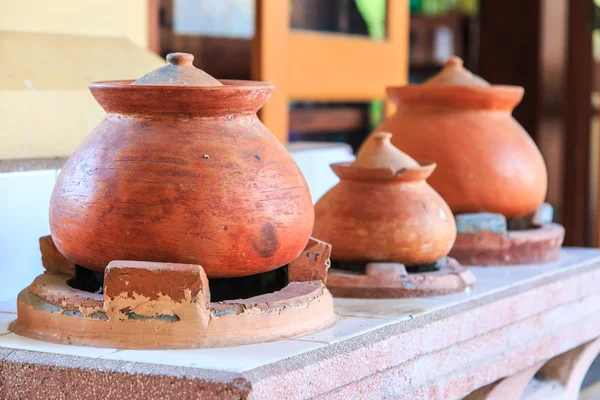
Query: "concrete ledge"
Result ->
[[0, 157, 66, 173], [0, 350, 250, 399], [245, 260, 600, 399], [2, 259, 600, 399]]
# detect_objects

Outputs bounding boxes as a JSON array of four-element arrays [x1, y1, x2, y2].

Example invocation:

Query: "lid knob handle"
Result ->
[[352, 132, 420, 170], [131, 51, 222, 86], [166, 53, 194, 66], [372, 131, 393, 143], [423, 55, 489, 86], [444, 56, 464, 69]]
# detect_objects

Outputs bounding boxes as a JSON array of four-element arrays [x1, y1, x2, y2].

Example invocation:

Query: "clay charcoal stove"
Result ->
[[312, 132, 475, 298], [360, 56, 564, 266], [10, 53, 336, 348]]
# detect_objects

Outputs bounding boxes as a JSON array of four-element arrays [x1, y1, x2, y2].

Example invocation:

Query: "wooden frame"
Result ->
[[289, 107, 368, 134], [252, 0, 409, 142], [478, 0, 543, 144], [564, 0, 593, 247], [410, 13, 467, 70], [147, 0, 161, 54]]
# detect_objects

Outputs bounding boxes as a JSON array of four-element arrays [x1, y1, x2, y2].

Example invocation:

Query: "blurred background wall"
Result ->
[[0, 0, 164, 159], [1, 0, 598, 249]]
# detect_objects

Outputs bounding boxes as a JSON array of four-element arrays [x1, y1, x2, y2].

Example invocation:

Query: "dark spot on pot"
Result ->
[[223, 226, 228, 231], [252, 222, 279, 258], [422, 202, 427, 212], [255, 155, 261, 161]]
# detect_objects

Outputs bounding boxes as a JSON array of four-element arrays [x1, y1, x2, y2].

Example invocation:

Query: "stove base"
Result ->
[[450, 223, 565, 266], [326, 257, 475, 298], [11, 237, 337, 349]]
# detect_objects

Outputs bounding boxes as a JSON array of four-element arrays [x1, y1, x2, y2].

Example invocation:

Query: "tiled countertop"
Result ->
[[2, 248, 600, 399], [0, 249, 596, 373]]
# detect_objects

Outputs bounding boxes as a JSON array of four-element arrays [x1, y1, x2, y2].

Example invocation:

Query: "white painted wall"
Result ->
[[0, 170, 57, 301]]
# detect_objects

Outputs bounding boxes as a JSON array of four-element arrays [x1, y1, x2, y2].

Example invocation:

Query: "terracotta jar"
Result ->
[[365, 56, 547, 219], [49, 53, 314, 278], [313, 132, 456, 265]]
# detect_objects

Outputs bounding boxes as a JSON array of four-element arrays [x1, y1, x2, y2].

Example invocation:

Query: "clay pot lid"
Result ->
[[351, 132, 420, 171], [131, 53, 223, 87], [338, 132, 435, 182], [423, 56, 490, 87]]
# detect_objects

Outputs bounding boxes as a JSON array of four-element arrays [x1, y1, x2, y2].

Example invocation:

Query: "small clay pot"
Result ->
[[363, 56, 548, 219], [313, 133, 456, 265], [49, 53, 314, 278]]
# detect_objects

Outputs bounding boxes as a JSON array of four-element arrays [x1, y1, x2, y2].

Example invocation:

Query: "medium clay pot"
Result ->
[[365, 56, 547, 219], [50, 53, 314, 278], [313, 133, 456, 265]]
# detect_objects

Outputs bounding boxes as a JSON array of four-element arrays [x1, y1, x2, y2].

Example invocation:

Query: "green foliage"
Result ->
[[355, 0, 387, 40], [355, 0, 386, 127]]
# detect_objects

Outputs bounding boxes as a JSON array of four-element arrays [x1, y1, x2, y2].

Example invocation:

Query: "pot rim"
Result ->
[[331, 161, 436, 182], [88, 80, 275, 116], [89, 79, 275, 90], [386, 84, 524, 111]]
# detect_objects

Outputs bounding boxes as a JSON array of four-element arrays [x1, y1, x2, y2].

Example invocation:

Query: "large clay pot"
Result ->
[[313, 132, 456, 265], [366, 56, 547, 219], [50, 53, 314, 278]]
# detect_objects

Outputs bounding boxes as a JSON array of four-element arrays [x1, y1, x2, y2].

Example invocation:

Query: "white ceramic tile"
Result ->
[[467, 248, 600, 296], [0, 299, 17, 314], [334, 248, 600, 320], [334, 297, 449, 320], [294, 316, 396, 344], [0, 170, 56, 301], [100, 339, 325, 373], [0, 314, 15, 335], [0, 333, 116, 358]]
